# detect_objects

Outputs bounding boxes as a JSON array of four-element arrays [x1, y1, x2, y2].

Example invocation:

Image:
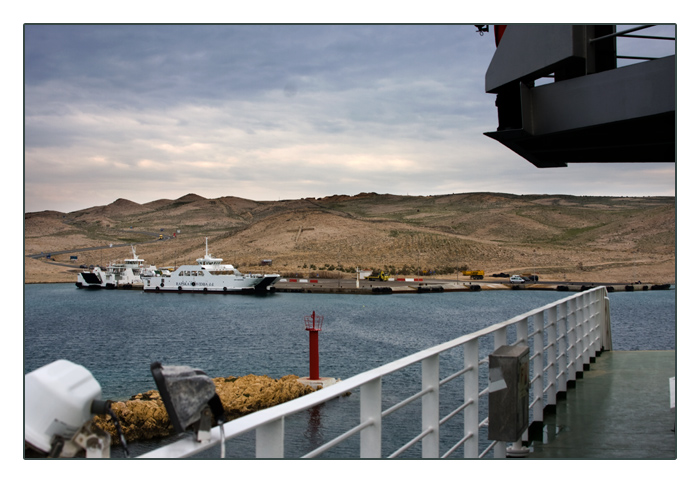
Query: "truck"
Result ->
[[367, 271, 389, 281], [462, 270, 484, 280], [520, 273, 539, 282]]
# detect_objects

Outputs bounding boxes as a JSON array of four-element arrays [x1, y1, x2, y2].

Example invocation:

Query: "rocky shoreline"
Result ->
[[93, 374, 320, 444]]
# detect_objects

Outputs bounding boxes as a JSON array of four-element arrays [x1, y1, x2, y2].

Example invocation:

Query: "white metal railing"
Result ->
[[139, 287, 611, 459], [590, 25, 676, 63]]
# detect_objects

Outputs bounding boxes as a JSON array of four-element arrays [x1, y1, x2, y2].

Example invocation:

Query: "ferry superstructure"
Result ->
[[143, 238, 279, 294], [76, 246, 158, 289]]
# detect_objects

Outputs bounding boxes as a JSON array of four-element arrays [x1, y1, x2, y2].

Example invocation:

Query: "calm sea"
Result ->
[[23, 283, 676, 458]]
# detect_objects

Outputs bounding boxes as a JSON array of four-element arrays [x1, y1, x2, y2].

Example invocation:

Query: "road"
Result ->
[[26, 230, 172, 260]]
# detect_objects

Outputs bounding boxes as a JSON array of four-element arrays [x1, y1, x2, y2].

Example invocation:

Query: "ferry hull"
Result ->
[[143, 275, 280, 294], [77, 271, 142, 290], [144, 286, 275, 294], [76, 282, 141, 290], [75, 282, 102, 289]]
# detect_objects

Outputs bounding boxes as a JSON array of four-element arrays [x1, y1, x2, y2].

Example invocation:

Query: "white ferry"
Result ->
[[76, 246, 159, 289], [75, 266, 116, 289], [143, 239, 279, 294]]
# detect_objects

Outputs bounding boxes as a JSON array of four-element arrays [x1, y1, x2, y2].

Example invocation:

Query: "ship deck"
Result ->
[[527, 350, 676, 459]]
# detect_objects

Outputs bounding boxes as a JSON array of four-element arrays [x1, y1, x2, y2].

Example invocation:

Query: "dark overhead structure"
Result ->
[[483, 25, 676, 168]]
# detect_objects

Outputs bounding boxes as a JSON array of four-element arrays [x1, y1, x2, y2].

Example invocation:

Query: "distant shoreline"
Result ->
[[25, 279, 674, 294]]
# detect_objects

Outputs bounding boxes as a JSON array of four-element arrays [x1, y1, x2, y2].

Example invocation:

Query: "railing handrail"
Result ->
[[140, 286, 609, 459], [589, 25, 676, 63], [589, 25, 657, 43]]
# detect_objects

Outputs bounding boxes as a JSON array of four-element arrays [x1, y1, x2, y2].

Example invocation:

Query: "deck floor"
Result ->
[[527, 350, 676, 459]]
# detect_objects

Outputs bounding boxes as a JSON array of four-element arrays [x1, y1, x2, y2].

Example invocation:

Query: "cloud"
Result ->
[[23, 24, 676, 213]]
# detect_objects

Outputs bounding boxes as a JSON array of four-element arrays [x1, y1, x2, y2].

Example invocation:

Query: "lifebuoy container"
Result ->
[[191, 282, 196, 287]]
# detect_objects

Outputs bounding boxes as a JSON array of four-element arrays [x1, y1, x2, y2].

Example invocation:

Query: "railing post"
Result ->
[[493, 327, 508, 458], [574, 296, 584, 376], [587, 290, 598, 354], [360, 377, 382, 458], [494, 441, 507, 458], [256, 418, 284, 458], [494, 327, 507, 350], [592, 287, 606, 353], [516, 317, 529, 443], [594, 288, 604, 353], [463, 339, 478, 458], [565, 299, 577, 383], [588, 291, 598, 358], [602, 294, 613, 351], [582, 291, 592, 367], [532, 312, 544, 426], [556, 304, 568, 395], [545, 306, 558, 409], [492, 327, 507, 457], [422, 354, 440, 458], [516, 318, 528, 345]]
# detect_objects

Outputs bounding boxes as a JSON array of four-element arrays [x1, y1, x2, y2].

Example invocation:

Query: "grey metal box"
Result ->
[[488, 344, 530, 442]]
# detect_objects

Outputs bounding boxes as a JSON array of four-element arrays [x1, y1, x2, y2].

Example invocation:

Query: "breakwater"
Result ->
[[93, 374, 319, 444]]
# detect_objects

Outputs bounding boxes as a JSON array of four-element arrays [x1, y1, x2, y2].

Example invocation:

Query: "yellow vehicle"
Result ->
[[367, 271, 389, 281], [462, 270, 484, 280], [158, 234, 164, 240]]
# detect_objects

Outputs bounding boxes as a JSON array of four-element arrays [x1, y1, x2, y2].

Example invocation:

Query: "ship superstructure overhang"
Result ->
[[483, 24, 676, 168]]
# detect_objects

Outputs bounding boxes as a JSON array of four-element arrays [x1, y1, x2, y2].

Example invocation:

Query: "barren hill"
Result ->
[[24, 192, 676, 284]]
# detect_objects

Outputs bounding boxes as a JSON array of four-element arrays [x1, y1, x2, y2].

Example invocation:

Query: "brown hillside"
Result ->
[[24, 192, 676, 284]]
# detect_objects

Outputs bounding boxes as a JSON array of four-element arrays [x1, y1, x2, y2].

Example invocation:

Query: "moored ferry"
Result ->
[[143, 238, 279, 294], [76, 246, 158, 289], [75, 266, 116, 289]]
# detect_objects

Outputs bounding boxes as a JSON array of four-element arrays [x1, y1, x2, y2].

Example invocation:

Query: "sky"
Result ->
[[22, 20, 678, 213]]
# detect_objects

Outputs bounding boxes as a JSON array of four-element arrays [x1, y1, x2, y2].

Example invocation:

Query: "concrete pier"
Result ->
[[273, 278, 672, 295]]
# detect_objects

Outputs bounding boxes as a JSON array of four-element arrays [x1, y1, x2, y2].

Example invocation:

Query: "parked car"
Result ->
[[510, 275, 526, 283]]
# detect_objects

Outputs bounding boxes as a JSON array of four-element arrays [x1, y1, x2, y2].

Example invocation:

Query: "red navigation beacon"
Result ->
[[304, 311, 324, 380]]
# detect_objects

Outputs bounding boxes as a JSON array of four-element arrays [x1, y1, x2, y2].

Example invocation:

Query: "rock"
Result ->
[[213, 374, 316, 420], [92, 374, 316, 444], [93, 398, 172, 443]]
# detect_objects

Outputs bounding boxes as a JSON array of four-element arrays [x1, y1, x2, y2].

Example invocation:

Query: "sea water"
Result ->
[[23, 284, 675, 458]]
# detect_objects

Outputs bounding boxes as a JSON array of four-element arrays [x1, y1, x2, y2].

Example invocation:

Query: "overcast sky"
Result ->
[[23, 23, 677, 213]]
